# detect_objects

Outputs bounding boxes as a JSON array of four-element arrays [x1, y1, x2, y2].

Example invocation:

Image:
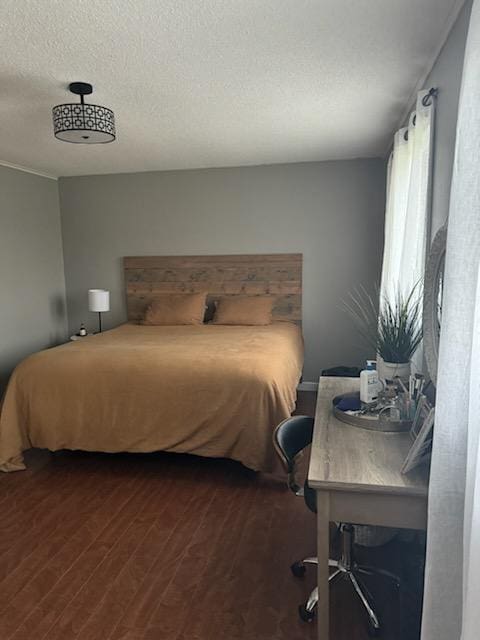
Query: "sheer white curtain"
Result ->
[[421, 2, 480, 639], [380, 90, 434, 305]]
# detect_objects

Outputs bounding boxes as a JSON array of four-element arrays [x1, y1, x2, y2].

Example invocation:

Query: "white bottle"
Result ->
[[360, 360, 379, 405]]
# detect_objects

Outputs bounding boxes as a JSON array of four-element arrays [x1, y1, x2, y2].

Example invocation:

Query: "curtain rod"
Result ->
[[404, 87, 438, 140], [422, 87, 438, 107]]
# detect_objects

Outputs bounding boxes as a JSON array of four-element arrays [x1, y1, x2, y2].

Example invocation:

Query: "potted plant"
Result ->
[[345, 285, 423, 382]]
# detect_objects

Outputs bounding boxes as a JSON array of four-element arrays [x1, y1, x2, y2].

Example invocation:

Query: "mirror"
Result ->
[[423, 224, 447, 386]]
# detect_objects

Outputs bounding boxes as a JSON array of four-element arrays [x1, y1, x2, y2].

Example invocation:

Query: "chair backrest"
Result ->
[[273, 415, 314, 494]]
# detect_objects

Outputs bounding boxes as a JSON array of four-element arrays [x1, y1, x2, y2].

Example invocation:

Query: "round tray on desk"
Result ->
[[332, 392, 412, 433]]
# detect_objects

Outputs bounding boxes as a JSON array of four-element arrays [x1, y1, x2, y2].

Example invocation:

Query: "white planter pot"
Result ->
[[377, 357, 411, 383]]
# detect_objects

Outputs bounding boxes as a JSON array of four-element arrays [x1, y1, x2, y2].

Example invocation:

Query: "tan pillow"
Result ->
[[142, 292, 207, 325], [212, 296, 274, 325]]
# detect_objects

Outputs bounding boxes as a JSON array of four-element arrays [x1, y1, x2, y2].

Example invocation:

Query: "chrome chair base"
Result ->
[[293, 525, 401, 632]]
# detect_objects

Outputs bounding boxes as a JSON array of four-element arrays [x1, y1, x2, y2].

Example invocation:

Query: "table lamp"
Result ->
[[88, 289, 110, 333]]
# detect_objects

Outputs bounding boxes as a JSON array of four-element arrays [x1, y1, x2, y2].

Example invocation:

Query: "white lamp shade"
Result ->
[[88, 289, 110, 312]]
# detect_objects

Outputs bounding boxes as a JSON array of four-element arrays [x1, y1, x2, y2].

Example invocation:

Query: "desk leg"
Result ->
[[317, 491, 330, 640]]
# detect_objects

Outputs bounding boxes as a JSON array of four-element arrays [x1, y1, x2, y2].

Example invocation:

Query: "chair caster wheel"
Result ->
[[367, 622, 381, 637], [291, 561, 306, 578], [298, 604, 315, 622]]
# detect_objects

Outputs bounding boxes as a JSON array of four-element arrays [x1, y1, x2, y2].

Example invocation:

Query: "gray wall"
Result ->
[[59, 159, 386, 381], [0, 165, 67, 390], [426, 0, 472, 237]]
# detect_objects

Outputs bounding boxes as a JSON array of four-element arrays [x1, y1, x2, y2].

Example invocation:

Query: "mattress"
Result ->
[[0, 322, 304, 473]]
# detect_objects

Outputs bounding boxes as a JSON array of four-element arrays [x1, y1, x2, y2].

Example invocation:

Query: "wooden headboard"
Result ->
[[124, 253, 302, 324]]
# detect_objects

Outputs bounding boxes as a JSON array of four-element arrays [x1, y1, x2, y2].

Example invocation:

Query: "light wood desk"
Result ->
[[308, 377, 429, 640]]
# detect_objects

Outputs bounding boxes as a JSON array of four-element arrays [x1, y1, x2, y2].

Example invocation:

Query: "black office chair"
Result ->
[[273, 415, 400, 635]]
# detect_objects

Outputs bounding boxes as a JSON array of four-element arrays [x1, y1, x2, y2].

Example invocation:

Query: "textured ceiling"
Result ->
[[0, 0, 464, 178]]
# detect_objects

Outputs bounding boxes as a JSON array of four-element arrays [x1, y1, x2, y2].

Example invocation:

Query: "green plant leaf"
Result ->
[[343, 283, 423, 363]]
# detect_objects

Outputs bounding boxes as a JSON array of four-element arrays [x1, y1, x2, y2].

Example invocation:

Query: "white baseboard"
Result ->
[[297, 381, 318, 392]]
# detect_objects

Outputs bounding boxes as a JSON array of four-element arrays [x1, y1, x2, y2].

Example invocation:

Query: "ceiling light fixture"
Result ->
[[52, 82, 116, 144]]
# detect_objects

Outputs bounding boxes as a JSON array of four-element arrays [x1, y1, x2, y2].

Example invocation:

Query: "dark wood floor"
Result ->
[[0, 392, 423, 640]]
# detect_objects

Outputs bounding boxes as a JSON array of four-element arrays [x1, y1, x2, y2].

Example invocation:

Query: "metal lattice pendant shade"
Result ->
[[52, 82, 116, 144]]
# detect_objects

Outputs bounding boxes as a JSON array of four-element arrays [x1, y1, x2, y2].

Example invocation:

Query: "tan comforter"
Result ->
[[0, 322, 303, 473]]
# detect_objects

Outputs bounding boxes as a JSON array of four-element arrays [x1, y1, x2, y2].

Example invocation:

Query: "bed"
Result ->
[[0, 253, 303, 473]]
